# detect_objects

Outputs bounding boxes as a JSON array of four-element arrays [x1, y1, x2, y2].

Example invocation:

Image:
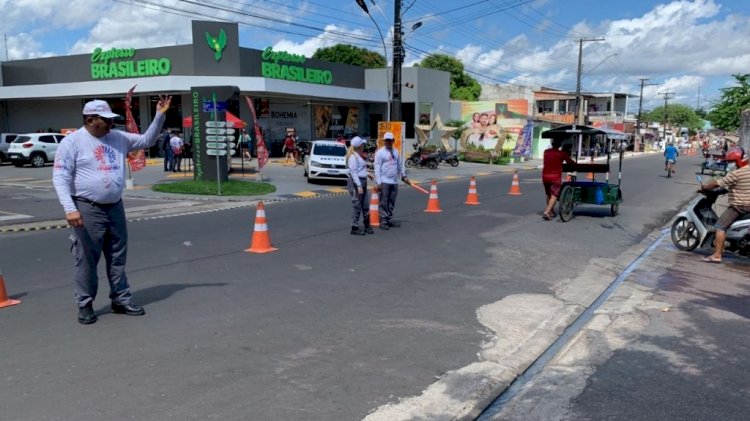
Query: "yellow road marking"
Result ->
[[443, 175, 460, 180], [326, 188, 348, 193], [294, 191, 319, 197], [2, 177, 36, 182], [476, 172, 491, 176]]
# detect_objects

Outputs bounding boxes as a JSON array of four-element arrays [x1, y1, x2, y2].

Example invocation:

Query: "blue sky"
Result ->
[[2, 0, 749, 111]]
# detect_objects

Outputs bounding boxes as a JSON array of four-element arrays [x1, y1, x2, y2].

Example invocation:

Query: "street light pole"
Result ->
[[392, 0, 403, 121], [574, 37, 605, 125], [357, 0, 391, 121]]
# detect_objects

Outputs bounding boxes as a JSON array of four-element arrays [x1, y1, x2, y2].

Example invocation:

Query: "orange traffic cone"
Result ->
[[245, 202, 278, 254], [508, 171, 522, 195], [0, 268, 21, 309], [465, 176, 480, 205], [425, 180, 443, 213], [369, 188, 380, 227]]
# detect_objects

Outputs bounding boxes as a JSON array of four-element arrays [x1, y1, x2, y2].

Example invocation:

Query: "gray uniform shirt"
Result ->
[[53, 112, 165, 213]]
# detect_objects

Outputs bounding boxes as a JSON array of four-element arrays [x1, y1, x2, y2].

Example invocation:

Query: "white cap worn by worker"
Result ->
[[350, 136, 365, 148], [82, 100, 121, 118], [383, 132, 394, 140]]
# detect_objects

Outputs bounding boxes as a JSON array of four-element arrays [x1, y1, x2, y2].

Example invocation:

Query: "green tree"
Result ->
[[707, 73, 750, 130], [643, 103, 703, 132], [312, 44, 386, 68], [418, 54, 481, 101]]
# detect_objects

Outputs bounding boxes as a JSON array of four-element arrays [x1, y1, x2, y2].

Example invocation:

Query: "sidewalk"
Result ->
[[489, 233, 750, 420]]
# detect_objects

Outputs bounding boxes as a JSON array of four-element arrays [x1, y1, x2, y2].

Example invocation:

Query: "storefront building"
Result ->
[[0, 20, 449, 152]]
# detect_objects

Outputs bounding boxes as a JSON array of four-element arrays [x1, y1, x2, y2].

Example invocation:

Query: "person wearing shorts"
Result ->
[[699, 149, 750, 262], [664, 142, 679, 171], [542, 138, 575, 220]]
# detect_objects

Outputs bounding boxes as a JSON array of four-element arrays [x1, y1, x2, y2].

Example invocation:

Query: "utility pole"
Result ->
[[574, 37, 605, 125], [392, 0, 403, 121], [3, 33, 8, 61], [658, 91, 675, 142], [697, 85, 701, 110], [636, 78, 658, 134]]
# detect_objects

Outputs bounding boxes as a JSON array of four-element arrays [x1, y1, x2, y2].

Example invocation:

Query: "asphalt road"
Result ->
[[0, 154, 704, 420]]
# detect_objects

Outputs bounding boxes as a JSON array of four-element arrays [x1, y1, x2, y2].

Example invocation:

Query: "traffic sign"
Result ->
[[203, 101, 228, 112], [206, 142, 227, 149], [207, 149, 228, 156], [206, 135, 227, 142], [206, 121, 227, 128], [206, 128, 227, 135], [226, 128, 236, 135]]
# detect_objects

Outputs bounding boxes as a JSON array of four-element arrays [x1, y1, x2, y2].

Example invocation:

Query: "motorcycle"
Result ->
[[294, 140, 311, 166], [670, 175, 750, 256], [405, 144, 439, 169], [436, 148, 459, 167]]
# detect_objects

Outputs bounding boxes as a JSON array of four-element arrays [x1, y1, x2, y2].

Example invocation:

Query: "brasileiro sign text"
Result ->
[[261, 47, 333, 85], [90, 47, 172, 80]]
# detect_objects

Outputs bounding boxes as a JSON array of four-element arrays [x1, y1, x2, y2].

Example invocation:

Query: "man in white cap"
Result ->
[[52, 96, 171, 324], [374, 131, 409, 229]]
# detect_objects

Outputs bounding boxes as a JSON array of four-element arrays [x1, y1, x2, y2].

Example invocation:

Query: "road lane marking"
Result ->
[[0, 211, 33, 222]]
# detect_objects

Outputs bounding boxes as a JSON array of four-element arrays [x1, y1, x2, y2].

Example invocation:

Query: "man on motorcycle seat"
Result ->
[[699, 149, 750, 263]]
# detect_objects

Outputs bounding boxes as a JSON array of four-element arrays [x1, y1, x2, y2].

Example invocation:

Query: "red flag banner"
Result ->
[[125, 85, 147, 172], [245, 95, 269, 170]]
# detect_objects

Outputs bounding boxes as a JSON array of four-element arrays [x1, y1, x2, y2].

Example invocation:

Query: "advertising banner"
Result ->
[[245, 95, 269, 170], [124, 85, 146, 172], [313, 105, 360, 139], [459, 100, 529, 153], [377, 121, 405, 157]]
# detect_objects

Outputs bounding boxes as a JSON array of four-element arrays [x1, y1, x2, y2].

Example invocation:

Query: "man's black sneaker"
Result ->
[[78, 304, 97, 325], [111, 302, 146, 316], [388, 221, 401, 228], [364, 226, 374, 235], [379, 224, 390, 230], [350, 227, 365, 236]]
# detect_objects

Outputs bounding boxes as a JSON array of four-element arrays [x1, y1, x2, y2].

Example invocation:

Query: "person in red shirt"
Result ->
[[283, 135, 297, 167], [542, 138, 575, 220]]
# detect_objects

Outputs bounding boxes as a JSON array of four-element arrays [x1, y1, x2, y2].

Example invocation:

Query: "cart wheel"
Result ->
[[610, 203, 619, 216], [558, 186, 574, 222], [671, 217, 699, 251]]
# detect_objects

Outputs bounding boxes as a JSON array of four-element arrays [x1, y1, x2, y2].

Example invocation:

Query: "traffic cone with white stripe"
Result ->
[[508, 171, 522, 195], [245, 202, 278, 254], [465, 176, 480, 205], [369, 188, 380, 227], [0, 267, 21, 309], [425, 180, 443, 213]]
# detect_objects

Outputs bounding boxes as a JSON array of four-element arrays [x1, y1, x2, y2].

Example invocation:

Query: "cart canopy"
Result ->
[[542, 124, 629, 140]]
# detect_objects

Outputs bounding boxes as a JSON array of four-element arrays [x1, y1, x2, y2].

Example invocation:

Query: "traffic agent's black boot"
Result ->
[[363, 224, 374, 235], [350, 226, 365, 236], [78, 303, 97, 325]]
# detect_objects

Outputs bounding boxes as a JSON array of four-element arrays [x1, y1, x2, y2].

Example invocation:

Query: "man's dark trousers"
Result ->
[[69, 199, 132, 308], [379, 183, 398, 225]]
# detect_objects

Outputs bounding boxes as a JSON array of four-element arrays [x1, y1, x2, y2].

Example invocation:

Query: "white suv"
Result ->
[[304, 140, 350, 183], [0, 133, 19, 165], [7, 133, 64, 167]]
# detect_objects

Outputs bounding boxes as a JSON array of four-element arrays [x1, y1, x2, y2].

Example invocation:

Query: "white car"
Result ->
[[7, 133, 64, 167], [304, 140, 349, 183]]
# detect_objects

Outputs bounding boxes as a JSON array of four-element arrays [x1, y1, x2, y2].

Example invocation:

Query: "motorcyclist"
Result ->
[[699, 149, 750, 263]]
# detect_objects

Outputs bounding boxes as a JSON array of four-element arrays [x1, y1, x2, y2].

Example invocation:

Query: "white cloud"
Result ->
[[272, 24, 374, 58]]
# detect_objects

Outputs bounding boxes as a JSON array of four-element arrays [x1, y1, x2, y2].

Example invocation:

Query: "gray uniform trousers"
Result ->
[[348, 177, 369, 228], [378, 183, 398, 224], [69, 198, 132, 307]]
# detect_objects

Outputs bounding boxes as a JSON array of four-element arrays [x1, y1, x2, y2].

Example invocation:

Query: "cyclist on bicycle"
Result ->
[[664, 142, 679, 172]]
